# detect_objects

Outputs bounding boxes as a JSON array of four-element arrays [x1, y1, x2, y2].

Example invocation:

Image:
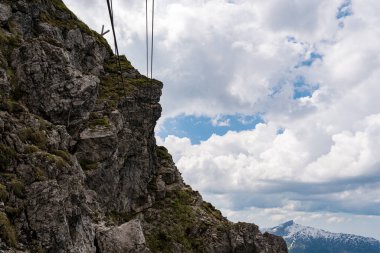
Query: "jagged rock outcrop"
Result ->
[[0, 0, 288, 252]]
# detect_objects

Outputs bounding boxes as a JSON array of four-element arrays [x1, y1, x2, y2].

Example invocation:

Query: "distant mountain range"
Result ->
[[263, 220, 380, 253]]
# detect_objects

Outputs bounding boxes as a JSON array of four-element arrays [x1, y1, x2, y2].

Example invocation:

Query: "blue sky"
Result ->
[[64, 0, 380, 240], [158, 114, 263, 144]]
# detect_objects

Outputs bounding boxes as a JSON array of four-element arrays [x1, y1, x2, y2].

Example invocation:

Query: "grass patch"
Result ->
[[145, 189, 203, 252], [51, 150, 71, 164], [98, 56, 150, 108], [106, 211, 137, 226], [79, 159, 98, 171], [45, 153, 66, 169], [0, 32, 20, 55], [0, 212, 16, 247], [19, 128, 48, 150], [5, 205, 23, 219], [201, 202, 224, 221], [0, 173, 16, 181], [50, 0, 71, 12], [156, 146, 172, 161], [23, 145, 40, 154], [10, 179, 25, 198], [0, 143, 17, 171], [0, 183, 8, 201], [103, 55, 133, 73], [33, 167, 47, 182], [38, 1, 110, 49], [89, 118, 110, 128], [0, 99, 25, 114], [31, 240, 44, 253], [88, 113, 110, 129], [5, 68, 18, 89]]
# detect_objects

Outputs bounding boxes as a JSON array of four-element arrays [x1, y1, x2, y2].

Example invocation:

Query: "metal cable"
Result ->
[[151, 0, 155, 81], [146, 0, 149, 78], [106, 0, 123, 83]]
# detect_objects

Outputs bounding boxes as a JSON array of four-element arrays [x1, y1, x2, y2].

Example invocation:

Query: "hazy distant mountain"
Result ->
[[263, 220, 380, 253]]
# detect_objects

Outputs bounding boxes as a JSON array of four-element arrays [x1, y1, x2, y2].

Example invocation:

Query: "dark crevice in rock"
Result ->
[[94, 235, 100, 253]]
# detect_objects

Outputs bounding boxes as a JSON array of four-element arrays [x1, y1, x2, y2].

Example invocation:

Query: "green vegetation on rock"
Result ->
[[0, 32, 20, 59], [99, 56, 151, 108], [104, 55, 133, 73], [23, 145, 40, 154], [106, 211, 137, 226], [0, 183, 9, 201], [10, 178, 25, 198], [0, 144, 17, 171], [45, 153, 67, 169], [0, 99, 25, 114], [33, 167, 48, 182], [52, 150, 71, 164], [145, 189, 202, 252], [38, 0, 110, 48], [0, 212, 17, 247], [19, 128, 48, 150], [79, 159, 98, 171], [5, 205, 23, 219], [88, 113, 110, 129], [156, 146, 172, 161], [201, 202, 224, 221]]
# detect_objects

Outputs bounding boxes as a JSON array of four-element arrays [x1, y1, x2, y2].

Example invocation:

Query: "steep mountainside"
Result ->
[[264, 220, 380, 253], [0, 0, 287, 252]]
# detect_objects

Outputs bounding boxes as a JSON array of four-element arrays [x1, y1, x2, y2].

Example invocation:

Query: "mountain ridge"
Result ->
[[263, 220, 380, 253]]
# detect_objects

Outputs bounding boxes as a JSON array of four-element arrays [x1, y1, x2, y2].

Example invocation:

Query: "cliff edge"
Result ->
[[0, 0, 287, 252]]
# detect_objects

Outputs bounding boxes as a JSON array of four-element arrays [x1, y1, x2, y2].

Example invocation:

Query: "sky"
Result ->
[[63, 0, 380, 240]]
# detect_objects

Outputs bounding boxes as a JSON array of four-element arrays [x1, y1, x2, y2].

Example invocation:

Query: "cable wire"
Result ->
[[146, 0, 149, 78], [151, 0, 155, 81], [106, 0, 123, 83]]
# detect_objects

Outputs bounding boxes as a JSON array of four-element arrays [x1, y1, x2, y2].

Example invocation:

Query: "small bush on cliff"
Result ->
[[0, 144, 17, 171], [19, 128, 48, 150], [156, 146, 172, 161], [45, 153, 67, 169], [79, 159, 98, 171], [5, 205, 23, 219], [88, 114, 110, 129], [23, 145, 39, 154], [52, 150, 72, 164], [0, 183, 8, 201], [10, 179, 25, 198], [33, 167, 48, 182], [99, 56, 152, 109], [146, 189, 202, 252], [0, 212, 17, 247], [0, 99, 24, 114]]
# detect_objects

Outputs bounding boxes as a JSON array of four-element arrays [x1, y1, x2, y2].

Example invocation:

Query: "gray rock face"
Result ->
[[76, 82, 163, 214], [13, 40, 101, 126], [96, 220, 151, 253], [0, 0, 288, 252], [0, 3, 11, 23]]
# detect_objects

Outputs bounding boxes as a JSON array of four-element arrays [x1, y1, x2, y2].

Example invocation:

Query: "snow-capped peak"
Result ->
[[264, 220, 378, 243], [262, 220, 380, 253]]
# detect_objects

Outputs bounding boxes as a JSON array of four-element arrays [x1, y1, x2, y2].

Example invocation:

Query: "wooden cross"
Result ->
[[101, 25, 110, 36]]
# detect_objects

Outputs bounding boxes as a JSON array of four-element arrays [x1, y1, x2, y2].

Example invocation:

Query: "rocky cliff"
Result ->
[[0, 0, 288, 252]]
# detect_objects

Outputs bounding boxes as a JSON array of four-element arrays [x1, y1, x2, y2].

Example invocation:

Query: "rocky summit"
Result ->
[[0, 0, 287, 252]]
